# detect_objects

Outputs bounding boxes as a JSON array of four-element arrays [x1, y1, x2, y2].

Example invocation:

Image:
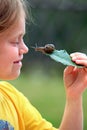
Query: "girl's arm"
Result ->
[[59, 52, 87, 130]]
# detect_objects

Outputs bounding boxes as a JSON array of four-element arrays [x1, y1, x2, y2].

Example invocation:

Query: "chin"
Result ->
[[8, 75, 20, 80], [9, 72, 21, 80], [1, 72, 21, 81], [1, 76, 19, 81]]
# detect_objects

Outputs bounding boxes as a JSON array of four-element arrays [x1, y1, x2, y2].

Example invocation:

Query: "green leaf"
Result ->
[[46, 50, 83, 68]]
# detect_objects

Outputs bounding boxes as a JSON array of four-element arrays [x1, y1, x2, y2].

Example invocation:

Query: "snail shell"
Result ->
[[35, 44, 55, 54]]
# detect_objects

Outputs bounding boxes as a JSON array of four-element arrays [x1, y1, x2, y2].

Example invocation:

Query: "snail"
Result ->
[[32, 44, 55, 54]]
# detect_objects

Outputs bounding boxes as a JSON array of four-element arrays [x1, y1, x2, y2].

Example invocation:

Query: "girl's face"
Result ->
[[0, 14, 28, 80]]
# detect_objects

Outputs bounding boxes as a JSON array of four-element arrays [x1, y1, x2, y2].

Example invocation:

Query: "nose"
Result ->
[[19, 42, 29, 55]]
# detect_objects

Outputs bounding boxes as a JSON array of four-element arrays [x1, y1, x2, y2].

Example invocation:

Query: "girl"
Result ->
[[0, 0, 87, 129]]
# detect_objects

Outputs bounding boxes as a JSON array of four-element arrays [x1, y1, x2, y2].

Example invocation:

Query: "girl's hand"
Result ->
[[64, 52, 87, 100], [70, 52, 87, 67]]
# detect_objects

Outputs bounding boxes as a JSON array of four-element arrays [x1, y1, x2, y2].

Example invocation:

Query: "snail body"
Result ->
[[35, 44, 55, 54]]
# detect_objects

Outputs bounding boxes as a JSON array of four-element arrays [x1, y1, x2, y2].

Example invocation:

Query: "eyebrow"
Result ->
[[15, 31, 26, 39]]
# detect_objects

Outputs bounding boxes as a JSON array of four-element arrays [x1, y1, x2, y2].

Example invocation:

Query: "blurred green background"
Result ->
[[12, 0, 87, 129]]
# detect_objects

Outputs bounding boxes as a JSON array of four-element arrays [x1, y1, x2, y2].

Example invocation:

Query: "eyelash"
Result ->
[[15, 42, 19, 44], [11, 37, 23, 45], [10, 42, 19, 47]]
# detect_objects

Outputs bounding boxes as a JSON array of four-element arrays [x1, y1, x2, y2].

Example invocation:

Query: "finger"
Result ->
[[73, 55, 87, 60], [70, 52, 86, 57], [75, 60, 87, 67], [64, 66, 75, 75], [83, 67, 87, 71], [70, 53, 87, 65]]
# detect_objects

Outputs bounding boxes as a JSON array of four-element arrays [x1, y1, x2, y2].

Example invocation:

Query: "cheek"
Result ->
[[0, 50, 17, 66], [0, 44, 19, 69], [0, 52, 15, 76], [0, 56, 12, 69]]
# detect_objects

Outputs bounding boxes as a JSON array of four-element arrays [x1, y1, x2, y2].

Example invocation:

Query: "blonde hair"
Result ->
[[0, 0, 29, 33]]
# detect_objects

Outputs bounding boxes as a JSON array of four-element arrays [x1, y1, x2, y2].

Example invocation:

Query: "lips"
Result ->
[[13, 55, 23, 67], [13, 56, 23, 64], [13, 58, 23, 64], [14, 60, 21, 64], [13, 60, 22, 68]]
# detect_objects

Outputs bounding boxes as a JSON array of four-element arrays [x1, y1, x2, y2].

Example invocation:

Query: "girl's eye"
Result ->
[[10, 42, 19, 46], [11, 42, 19, 44], [14, 42, 19, 44]]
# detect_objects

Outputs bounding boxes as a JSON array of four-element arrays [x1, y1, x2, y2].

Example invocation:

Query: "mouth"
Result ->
[[13, 55, 23, 67], [14, 60, 21, 64], [13, 57, 23, 67], [14, 56, 23, 64], [13, 60, 22, 68]]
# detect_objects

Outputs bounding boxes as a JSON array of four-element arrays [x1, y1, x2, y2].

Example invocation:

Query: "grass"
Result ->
[[10, 69, 87, 129]]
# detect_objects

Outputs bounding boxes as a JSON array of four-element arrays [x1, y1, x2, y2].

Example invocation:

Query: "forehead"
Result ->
[[0, 15, 26, 39]]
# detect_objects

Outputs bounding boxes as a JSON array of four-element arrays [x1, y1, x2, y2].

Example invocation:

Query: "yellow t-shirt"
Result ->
[[0, 81, 58, 130]]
